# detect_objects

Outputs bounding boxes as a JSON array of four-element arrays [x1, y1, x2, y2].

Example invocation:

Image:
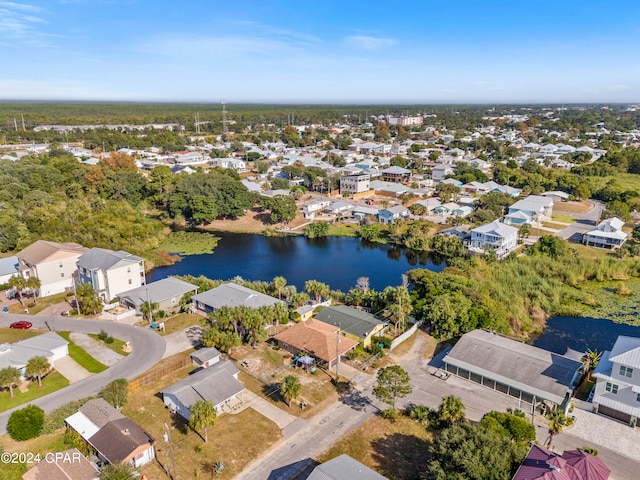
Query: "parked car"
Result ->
[[5, 287, 18, 300], [61, 310, 70, 316], [10, 321, 32, 329]]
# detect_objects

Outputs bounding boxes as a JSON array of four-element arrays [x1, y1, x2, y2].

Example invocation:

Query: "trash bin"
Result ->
[[151, 323, 157, 329], [2, 306, 7, 312]]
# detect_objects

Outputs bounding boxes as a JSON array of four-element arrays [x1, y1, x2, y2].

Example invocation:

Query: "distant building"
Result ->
[[468, 221, 518, 258], [340, 174, 371, 196], [387, 115, 424, 127]]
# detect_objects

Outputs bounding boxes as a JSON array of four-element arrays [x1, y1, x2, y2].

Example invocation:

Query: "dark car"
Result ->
[[10, 321, 32, 329]]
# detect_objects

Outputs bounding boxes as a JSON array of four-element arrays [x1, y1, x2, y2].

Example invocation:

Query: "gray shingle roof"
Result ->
[[79, 398, 125, 429], [443, 329, 582, 405], [307, 454, 389, 480], [193, 283, 283, 310], [314, 306, 387, 339], [118, 277, 198, 307], [77, 248, 143, 271], [161, 360, 244, 408]]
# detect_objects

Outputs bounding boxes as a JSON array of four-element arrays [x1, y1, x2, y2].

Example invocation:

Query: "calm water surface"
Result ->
[[147, 232, 446, 292]]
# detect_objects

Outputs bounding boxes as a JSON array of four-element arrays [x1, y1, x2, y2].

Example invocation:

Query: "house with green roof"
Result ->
[[313, 305, 388, 348]]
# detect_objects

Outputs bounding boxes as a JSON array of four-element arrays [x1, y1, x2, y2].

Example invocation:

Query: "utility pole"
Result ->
[[146, 288, 153, 325], [164, 423, 178, 480], [334, 321, 341, 387]]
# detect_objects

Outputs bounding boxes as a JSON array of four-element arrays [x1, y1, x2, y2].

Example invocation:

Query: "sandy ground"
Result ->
[[206, 205, 309, 233]]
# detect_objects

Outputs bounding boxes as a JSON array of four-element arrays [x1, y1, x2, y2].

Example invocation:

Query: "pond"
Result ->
[[533, 315, 640, 354], [147, 231, 446, 292]]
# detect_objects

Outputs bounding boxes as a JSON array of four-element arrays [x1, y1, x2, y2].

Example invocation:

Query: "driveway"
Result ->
[[162, 325, 203, 358], [70, 332, 124, 366], [0, 312, 165, 434], [53, 356, 92, 384], [235, 391, 299, 430], [555, 200, 604, 241]]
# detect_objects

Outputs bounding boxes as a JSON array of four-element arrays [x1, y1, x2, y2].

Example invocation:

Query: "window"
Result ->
[[637, 393, 640, 402], [620, 366, 633, 378], [127, 267, 131, 273], [59, 262, 63, 268], [60, 273, 65, 278], [128, 279, 132, 284], [605, 382, 618, 394]]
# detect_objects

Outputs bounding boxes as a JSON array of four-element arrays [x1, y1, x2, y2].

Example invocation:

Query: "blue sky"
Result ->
[[1, 0, 639, 103]]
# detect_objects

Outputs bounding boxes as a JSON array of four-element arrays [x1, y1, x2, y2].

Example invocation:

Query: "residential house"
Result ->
[[161, 360, 245, 419], [351, 205, 379, 221], [444, 329, 582, 413], [434, 202, 460, 217], [314, 305, 388, 348], [273, 318, 358, 368], [592, 335, 640, 425], [582, 217, 629, 249], [16, 240, 88, 297], [492, 184, 521, 197], [468, 221, 518, 258], [354, 159, 378, 171], [440, 177, 463, 188], [512, 444, 610, 480], [213, 157, 247, 171], [307, 454, 389, 480], [0, 331, 68, 379], [65, 399, 155, 468], [381, 166, 411, 183], [303, 200, 331, 219], [22, 448, 99, 480], [0, 255, 18, 284], [117, 277, 198, 315], [413, 198, 442, 214], [77, 248, 145, 302], [378, 205, 409, 225], [192, 283, 284, 314], [432, 164, 453, 182], [504, 195, 554, 226], [340, 174, 371, 196], [173, 151, 208, 165]]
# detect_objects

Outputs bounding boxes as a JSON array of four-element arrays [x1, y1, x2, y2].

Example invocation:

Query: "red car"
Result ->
[[10, 321, 32, 329]]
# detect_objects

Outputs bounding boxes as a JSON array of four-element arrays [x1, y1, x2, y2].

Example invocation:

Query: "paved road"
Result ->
[[0, 312, 165, 434], [555, 200, 605, 241]]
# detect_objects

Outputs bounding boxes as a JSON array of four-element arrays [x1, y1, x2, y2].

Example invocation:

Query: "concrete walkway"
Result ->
[[234, 390, 299, 430], [162, 325, 203, 358], [54, 356, 93, 384], [69, 332, 123, 366]]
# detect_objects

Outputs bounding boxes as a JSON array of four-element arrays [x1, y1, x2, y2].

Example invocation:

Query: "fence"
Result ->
[[128, 355, 192, 392], [389, 321, 423, 351], [102, 302, 137, 322], [572, 398, 594, 412]]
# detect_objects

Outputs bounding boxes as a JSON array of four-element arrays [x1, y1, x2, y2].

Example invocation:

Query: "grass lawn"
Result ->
[[317, 415, 432, 480], [87, 333, 129, 356], [58, 331, 107, 374], [156, 313, 206, 336], [0, 327, 46, 344], [327, 223, 359, 237], [7, 292, 70, 315], [123, 353, 282, 480], [0, 428, 68, 478], [569, 242, 614, 259], [577, 378, 596, 401], [0, 372, 69, 413], [551, 213, 577, 224], [541, 222, 565, 230]]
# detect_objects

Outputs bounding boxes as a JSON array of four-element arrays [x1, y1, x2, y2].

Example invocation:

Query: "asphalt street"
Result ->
[[0, 312, 165, 434]]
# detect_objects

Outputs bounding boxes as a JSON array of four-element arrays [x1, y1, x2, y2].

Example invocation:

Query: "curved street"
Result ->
[[0, 312, 165, 434]]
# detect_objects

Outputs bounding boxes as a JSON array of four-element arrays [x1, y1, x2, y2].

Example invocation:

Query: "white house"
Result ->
[[0, 256, 18, 284], [16, 241, 88, 297], [0, 332, 68, 379], [340, 174, 371, 196], [378, 205, 409, 225], [592, 335, 640, 425], [468, 221, 518, 258], [303, 200, 331, 219], [431, 165, 453, 182], [213, 157, 247, 171], [77, 248, 145, 302], [582, 217, 629, 249], [504, 195, 554, 226]]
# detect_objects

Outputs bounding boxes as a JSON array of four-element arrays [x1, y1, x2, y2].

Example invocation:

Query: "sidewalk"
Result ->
[[69, 332, 123, 366], [234, 390, 299, 430]]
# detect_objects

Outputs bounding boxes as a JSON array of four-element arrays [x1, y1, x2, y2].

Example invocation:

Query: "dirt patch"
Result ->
[[205, 203, 310, 234], [553, 200, 593, 214]]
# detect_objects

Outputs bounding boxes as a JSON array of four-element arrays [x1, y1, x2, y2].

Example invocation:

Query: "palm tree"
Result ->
[[272, 276, 287, 300], [438, 395, 466, 425], [25, 277, 41, 305], [584, 348, 602, 381], [304, 280, 330, 304], [0, 366, 21, 398], [280, 375, 302, 407], [383, 286, 412, 334], [189, 399, 217, 444], [546, 409, 572, 448], [140, 300, 159, 324], [7, 275, 27, 305], [25, 356, 51, 387]]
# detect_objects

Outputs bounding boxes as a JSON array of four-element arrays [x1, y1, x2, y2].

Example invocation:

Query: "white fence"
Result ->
[[389, 321, 423, 351], [102, 302, 137, 322]]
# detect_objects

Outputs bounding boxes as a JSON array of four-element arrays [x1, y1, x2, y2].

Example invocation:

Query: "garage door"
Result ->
[[598, 404, 632, 424]]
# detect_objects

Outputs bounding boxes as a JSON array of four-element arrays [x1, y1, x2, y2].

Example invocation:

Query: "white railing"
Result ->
[[390, 321, 423, 351]]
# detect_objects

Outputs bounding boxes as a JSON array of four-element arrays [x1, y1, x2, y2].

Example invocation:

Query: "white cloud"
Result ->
[[609, 85, 631, 91], [0, 1, 47, 42], [344, 35, 398, 50]]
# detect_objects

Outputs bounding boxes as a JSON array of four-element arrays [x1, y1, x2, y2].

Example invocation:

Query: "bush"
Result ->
[[98, 330, 108, 341], [7, 405, 45, 441], [409, 404, 431, 425], [368, 342, 385, 357], [99, 378, 129, 409], [42, 397, 93, 434], [372, 336, 392, 349], [381, 408, 398, 423], [105, 335, 114, 344]]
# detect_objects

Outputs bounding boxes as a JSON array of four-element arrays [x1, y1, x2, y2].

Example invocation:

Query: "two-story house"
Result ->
[[16, 240, 88, 297], [592, 335, 640, 426], [468, 221, 518, 258], [503, 195, 554, 226], [582, 217, 629, 249], [378, 205, 409, 225], [77, 248, 145, 302], [340, 174, 371, 196]]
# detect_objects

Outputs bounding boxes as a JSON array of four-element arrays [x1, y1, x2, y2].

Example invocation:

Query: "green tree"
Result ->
[[99, 462, 139, 480], [280, 375, 302, 406], [425, 292, 473, 338], [382, 286, 412, 334], [7, 275, 27, 305], [528, 235, 569, 259], [373, 365, 412, 409], [76, 283, 102, 315], [25, 276, 41, 304], [25, 356, 51, 387], [265, 195, 297, 223], [518, 223, 531, 241], [0, 366, 21, 398], [189, 399, 217, 443], [357, 223, 382, 242], [428, 423, 526, 480], [140, 300, 159, 324], [480, 410, 536, 443], [7, 404, 45, 441], [546, 409, 573, 448], [438, 395, 466, 425], [99, 378, 129, 409], [304, 280, 330, 303], [584, 348, 602, 381], [272, 276, 287, 300], [304, 221, 330, 238]]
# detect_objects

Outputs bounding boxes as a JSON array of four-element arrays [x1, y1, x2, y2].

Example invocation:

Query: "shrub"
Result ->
[[381, 408, 398, 423], [42, 397, 93, 434], [105, 335, 114, 344], [372, 336, 392, 349], [99, 378, 129, 409], [7, 405, 45, 441], [97, 330, 108, 341], [409, 404, 431, 425]]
